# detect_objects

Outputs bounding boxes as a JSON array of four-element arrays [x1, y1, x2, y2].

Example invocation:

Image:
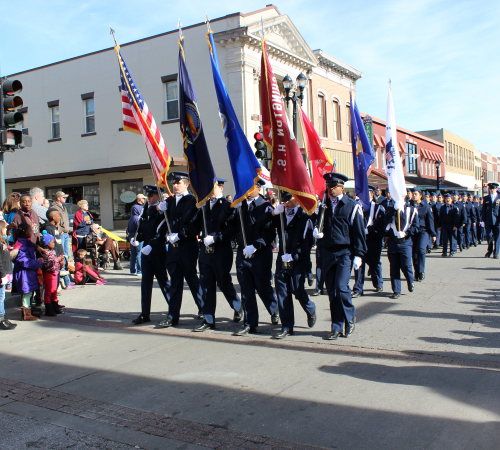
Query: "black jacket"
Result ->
[[165, 194, 200, 243], [197, 197, 236, 248]]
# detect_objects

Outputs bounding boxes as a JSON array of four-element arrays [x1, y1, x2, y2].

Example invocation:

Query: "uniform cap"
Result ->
[[488, 182, 499, 188], [216, 178, 227, 185], [280, 191, 293, 202], [324, 172, 349, 186], [143, 185, 164, 195], [368, 185, 376, 192], [444, 193, 452, 198], [167, 171, 189, 182]]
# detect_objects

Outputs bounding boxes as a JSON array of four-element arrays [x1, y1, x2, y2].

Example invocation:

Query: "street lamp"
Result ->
[[283, 72, 307, 138], [435, 160, 441, 191]]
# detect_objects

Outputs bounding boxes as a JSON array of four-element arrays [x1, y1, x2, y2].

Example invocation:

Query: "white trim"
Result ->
[[331, 95, 341, 105], [316, 88, 327, 97]]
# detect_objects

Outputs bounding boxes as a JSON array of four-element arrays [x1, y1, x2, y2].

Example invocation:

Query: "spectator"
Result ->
[[91, 224, 122, 270], [11, 195, 43, 248], [72, 200, 93, 255], [74, 249, 106, 285], [226, 195, 233, 203], [126, 194, 146, 276], [12, 223, 42, 321], [48, 191, 71, 259], [42, 199, 50, 209], [0, 220, 15, 330], [40, 231, 65, 317], [29, 187, 48, 225], [3, 193, 20, 244]]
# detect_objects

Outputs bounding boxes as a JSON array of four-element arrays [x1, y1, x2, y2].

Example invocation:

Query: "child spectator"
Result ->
[[73, 200, 93, 255], [0, 221, 15, 330], [12, 223, 42, 321], [40, 231, 65, 316], [74, 249, 106, 285]]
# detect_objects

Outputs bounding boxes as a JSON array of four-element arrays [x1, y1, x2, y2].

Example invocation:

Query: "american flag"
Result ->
[[116, 47, 170, 188]]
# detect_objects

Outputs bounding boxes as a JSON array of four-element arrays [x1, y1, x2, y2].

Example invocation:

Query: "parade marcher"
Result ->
[[374, 186, 385, 204], [352, 185, 385, 297], [384, 201, 419, 299], [472, 195, 481, 244], [126, 193, 146, 276], [259, 191, 316, 339], [131, 185, 170, 325], [232, 180, 279, 336], [380, 189, 395, 210], [405, 188, 414, 207], [439, 193, 460, 257], [411, 188, 436, 281], [453, 191, 466, 251], [482, 182, 500, 258], [313, 173, 366, 340], [194, 178, 242, 332], [478, 197, 485, 243], [432, 192, 444, 249], [462, 193, 474, 249], [157, 172, 203, 327]]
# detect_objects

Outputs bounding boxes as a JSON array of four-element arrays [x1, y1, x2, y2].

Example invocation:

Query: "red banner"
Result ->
[[260, 40, 317, 214], [298, 106, 333, 199]]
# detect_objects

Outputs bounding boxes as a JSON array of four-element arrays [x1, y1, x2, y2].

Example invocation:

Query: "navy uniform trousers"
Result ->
[[275, 260, 316, 332], [166, 241, 203, 321], [315, 243, 324, 291], [441, 226, 457, 255], [236, 247, 278, 328], [412, 231, 429, 276], [387, 238, 414, 294], [353, 239, 383, 293], [199, 244, 241, 324], [141, 250, 170, 317], [323, 248, 354, 332], [485, 224, 500, 256]]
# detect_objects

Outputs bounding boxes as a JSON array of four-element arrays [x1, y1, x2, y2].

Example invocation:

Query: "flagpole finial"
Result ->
[[388, 78, 392, 88], [260, 17, 265, 38], [205, 13, 211, 31], [110, 26, 118, 47], [178, 19, 183, 39]]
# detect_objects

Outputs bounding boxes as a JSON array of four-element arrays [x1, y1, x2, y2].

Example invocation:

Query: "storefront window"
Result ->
[[46, 184, 100, 221], [112, 180, 142, 220]]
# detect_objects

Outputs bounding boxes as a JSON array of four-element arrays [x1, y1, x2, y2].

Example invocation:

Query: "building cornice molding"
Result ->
[[313, 49, 363, 81]]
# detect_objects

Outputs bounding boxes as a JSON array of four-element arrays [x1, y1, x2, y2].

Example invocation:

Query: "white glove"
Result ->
[[158, 201, 168, 211], [274, 204, 285, 214], [243, 245, 257, 258], [141, 245, 152, 255], [168, 233, 180, 244], [130, 238, 140, 247], [396, 231, 406, 239], [1, 276, 8, 285], [481, 221, 485, 227], [313, 228, 324, 239], [364, 228, 369, 235], [233, 202, 242, 209], [352, 256, 362, 271], [204, 235, 215, 246], [281, 253, 293, 263]]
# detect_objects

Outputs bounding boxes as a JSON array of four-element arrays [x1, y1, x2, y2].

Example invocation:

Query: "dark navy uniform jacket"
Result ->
[[380, 197, 395, 210], [198, 197, 236, 248], [364, 202, 385, 242], [432, 202, 443, 231], [321, 195, 367, 258], [165, 194, 200, 243], [482, 194, 500, 227], [471, 201, 480, 223], [138, 204, 168, 250], [259, 207, 313, 262], [415, 202, 436, 237], [464, 201, 474, 225], [454, 201, 466, 227], [384, 206, 419, 243], [439, 203, 461, 228]]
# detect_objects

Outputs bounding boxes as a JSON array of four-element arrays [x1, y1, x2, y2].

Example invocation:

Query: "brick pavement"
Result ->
[[0, 377, 326, 450]]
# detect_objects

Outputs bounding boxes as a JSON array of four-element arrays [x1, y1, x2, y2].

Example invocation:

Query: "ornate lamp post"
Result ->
[[283, 72, 307, 137], [435, 160, 441, 191]]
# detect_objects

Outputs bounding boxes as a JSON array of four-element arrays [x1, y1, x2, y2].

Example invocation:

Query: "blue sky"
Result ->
[[3, 0, 499, 155]]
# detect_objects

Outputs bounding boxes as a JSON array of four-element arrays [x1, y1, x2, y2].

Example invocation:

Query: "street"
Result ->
[[1, 245, 499, 450]]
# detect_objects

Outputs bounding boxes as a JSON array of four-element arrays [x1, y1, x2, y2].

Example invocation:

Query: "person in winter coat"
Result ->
[[12, 223, 42, 321], [74, 249, 106, 285], [40, 231, 65, 317], [0, 220, 15, 330]]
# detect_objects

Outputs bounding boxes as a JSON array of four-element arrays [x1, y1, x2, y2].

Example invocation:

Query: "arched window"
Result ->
[[318, 94, 327, 137], [332, 98, 341, 141], [346, 103, 351, 143]]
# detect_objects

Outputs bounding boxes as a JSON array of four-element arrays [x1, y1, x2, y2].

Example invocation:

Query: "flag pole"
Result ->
[[277, 191, 292, 270], [202, 204, 214, 254], [318, 158, 337, 233]]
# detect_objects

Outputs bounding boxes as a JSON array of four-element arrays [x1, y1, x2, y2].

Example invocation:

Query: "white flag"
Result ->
[[384, 88, 406, 211]]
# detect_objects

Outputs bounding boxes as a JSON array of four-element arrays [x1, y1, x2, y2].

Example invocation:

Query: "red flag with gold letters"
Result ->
[[260, 40, 317, 214]]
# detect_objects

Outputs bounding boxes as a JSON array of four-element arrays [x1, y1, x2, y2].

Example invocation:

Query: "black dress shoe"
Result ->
[[351, 292, 363, 298], [345, 317, 355, 337], [234, 326, 257, 336], [450, 252, 455, 257], [233, 306, 243, 323], [415, 273, 422, 282], [311, 289, 323, 296], [307, 311, 317, 328], [273, 329, 293, 339], [441, 253, 448, 257], [485, 251, 492, 258], [325, 331, 342, 340], [420, 273, 425, 281], [408, 283, 415, 293], [196, 311, 205, 320], [132, 315, 151, 325], [495, 255, 499, 259], [271, 312, 279, 325], [158, 317, 178, 328], [307, 276, 313, 287], [389, 292, 401, 299], [194, 322, 215, 332], [375, 286, 383, 293], [473, 243, 477, 247], [426, 248, 431, 254]]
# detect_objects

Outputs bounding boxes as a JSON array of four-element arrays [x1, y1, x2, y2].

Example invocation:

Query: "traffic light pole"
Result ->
[[0, 152, 5, 204]]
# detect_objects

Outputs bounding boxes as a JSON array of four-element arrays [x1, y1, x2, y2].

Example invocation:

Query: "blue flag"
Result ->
[[207, 31, 261, 206], [350, 92, 375, 210], [178, 37, 216, 207]]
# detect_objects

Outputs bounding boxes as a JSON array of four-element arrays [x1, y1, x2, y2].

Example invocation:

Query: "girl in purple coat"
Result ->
[[12, 223, 42, 321]]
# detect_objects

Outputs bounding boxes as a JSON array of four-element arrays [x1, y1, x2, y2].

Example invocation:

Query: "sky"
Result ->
[[2, 0, 499, 155]]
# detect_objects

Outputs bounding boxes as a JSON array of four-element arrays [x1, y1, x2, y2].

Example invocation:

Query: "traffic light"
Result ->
[[1, 78, 23, 128], [254, 129, 266, 159]]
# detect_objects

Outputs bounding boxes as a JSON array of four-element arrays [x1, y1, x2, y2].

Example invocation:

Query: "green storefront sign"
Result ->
[[363, 115, 373, 148]]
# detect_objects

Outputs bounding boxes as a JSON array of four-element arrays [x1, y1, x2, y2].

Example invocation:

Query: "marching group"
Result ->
[[128, 170, 500, 340]]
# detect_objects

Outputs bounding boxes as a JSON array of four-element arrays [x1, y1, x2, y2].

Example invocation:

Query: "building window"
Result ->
[[407, 142, 417, 174], [112, 180, 143, 220], [84, 99, 95, 134], [346, 104, 351, 143], [165, 80, 179, 120], [332, 99, 341, 140], [50, 106, 60, 139], [318, 94, 327, 137], [373, 147, 378, 168], [381, 148, 385, 169]]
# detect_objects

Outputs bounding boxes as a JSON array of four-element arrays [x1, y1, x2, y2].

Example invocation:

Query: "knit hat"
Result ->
[[41, 230, 55, 247]]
